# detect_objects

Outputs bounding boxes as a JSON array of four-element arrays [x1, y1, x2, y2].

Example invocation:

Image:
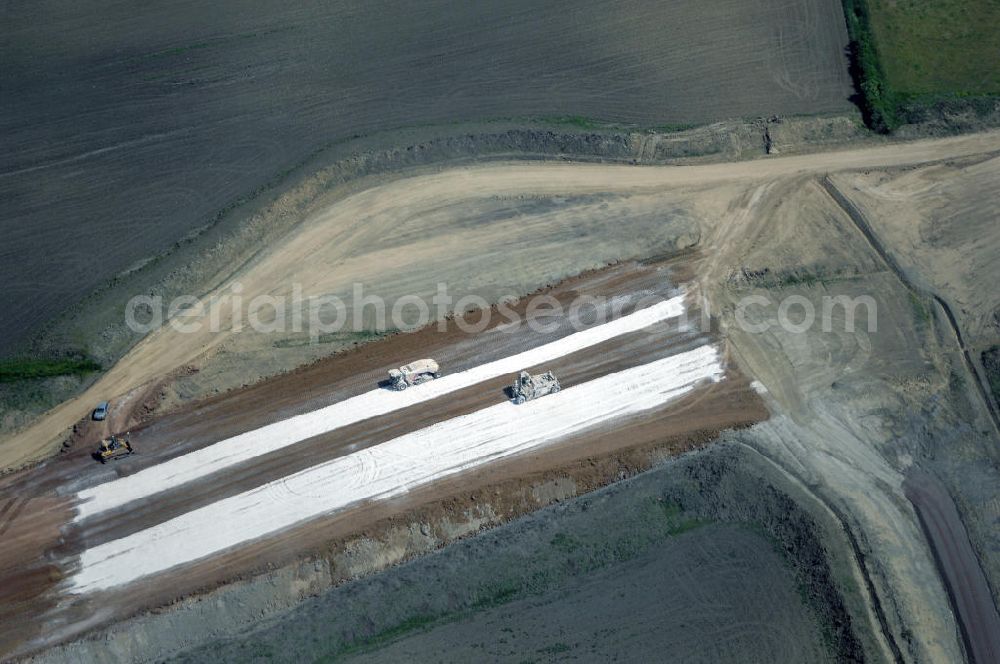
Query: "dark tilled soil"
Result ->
[[0, 0, 854, 354], [348, 526, 830, 664]]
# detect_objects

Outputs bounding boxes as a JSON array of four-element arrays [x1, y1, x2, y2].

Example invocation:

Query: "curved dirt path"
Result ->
[[904, 470, 1000, 664], [4, 130, 1000, 472]]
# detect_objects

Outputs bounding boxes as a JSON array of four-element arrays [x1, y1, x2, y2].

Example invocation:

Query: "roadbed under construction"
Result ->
[[0, 259, 766, 658]]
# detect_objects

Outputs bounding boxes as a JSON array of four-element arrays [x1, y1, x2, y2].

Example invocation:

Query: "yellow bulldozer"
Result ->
[[93, 433, 134, 464]]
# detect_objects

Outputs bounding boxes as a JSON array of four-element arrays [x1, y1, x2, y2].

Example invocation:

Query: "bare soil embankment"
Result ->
[[704, 162, 1000, 661], [1, 0, 855, 356], [6, 131, 1000, 663], [0, 261, 766, 658], [6, 130, 1000, 473], [36, 445, 872, 664]]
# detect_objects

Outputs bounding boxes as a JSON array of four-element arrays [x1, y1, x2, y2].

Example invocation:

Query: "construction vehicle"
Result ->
[[388, 359, 441, 391], [93, 433, 133, 464], [509, 370, 561, 404]]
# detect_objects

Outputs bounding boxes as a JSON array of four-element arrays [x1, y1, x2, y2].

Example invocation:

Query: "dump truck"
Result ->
[[93, 433, 133, 464], [388, 359, 441, 390], [510, 370, 560, 404]]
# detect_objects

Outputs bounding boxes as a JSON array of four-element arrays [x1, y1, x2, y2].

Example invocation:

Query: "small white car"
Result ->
[[92, 400, 110, 421]]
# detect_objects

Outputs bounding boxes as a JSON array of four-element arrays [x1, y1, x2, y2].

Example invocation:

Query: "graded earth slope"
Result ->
[[4, 131, 1000, 663], [6, 131, 1000, 472], [0, 263, 767, 657], [0, 0, 855, 354]]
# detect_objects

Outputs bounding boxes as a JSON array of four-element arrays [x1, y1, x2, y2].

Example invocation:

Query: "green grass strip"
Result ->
[[0, 357, 102, 383]]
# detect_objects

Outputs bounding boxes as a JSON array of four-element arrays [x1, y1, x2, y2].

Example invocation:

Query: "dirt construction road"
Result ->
[[905, 470, 1000, 664], [4, 131, 1000, 661], [5, 130, 1000, 473], [0, 263, 765, 657], [1, 0, 855, 355]]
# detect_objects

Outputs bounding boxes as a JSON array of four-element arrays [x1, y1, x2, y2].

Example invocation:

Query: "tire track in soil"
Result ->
[[905, 471, 1000, 664], [0, 497, 26, 538], [819, 176, 1000, 436], [820, 175, 1000, 664], [0, 260, 765, 656]]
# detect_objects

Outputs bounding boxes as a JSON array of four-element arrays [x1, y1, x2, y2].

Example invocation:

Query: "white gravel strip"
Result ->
[[74, 296, 686, 521], [69, 344, 722, 593]]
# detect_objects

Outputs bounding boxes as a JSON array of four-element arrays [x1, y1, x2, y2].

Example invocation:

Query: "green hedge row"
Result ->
[[841, 0, 899, 133], [0, 357, 102, 383]]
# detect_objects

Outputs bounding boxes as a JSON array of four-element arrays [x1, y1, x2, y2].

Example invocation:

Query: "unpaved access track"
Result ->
[[5, 130, 1000, 661], [1, 0, 854, 354], [6, 130, 1000, 473], [0, 263, 765, 657], [904, 471, 1000, 664]]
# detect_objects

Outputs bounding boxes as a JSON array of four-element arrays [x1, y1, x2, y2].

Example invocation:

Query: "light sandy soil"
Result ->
[[825, 156, 1000, 663], [830, 155, 1000, 348], [694, 155, 1000, 662], [4, 130, 1000, 662], [4, 130, 1000, 472]]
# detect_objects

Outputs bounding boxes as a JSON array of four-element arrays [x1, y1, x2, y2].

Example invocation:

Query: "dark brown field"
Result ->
[[0, 0, 854, 354]]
